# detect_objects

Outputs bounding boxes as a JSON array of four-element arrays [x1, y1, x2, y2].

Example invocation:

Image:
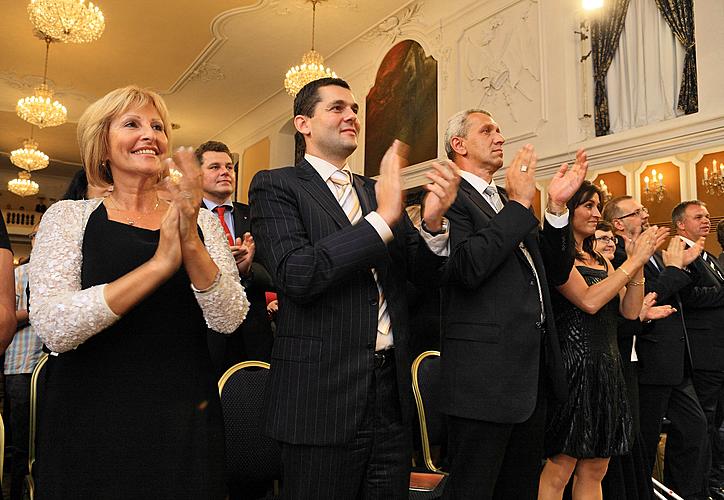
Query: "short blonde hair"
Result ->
[[77, 85, 171, 186]]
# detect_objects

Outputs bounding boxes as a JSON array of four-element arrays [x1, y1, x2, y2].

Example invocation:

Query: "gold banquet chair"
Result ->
[[0, 409, 5, 489], [409, 351, 447, 498], [24, 352, 48, 500], [218, 361, 282, 498]]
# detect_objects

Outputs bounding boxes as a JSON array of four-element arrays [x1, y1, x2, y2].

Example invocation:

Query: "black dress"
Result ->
[[545, 264, 633, 458], [35, 205, 226, 499]]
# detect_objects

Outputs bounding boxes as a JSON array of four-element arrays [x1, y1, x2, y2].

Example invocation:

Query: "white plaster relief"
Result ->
[[0, 71, 93, 114], [459, 0, 542, 137], [186, 62, 225, 83], [360, 2, 424, 44], [268, 0, 358, 15], [430, 23, 452, 90]]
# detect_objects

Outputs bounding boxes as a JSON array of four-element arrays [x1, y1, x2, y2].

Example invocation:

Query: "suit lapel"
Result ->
[[296, 160, 351, 229], [232, 202, 250, 239], [703, 251, 724, 283], [352, 174, 375, 216], [461, 179, 497, 220]]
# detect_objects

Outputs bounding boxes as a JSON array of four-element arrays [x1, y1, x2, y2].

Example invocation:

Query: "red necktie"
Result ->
[[214, 206, 234, 245]]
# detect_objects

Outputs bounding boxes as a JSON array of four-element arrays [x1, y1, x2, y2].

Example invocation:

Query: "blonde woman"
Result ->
[[29, 86, 248, 498]]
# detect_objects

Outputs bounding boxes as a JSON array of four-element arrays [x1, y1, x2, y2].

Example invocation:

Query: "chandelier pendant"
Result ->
[[8, 171, 40, 198], [10, 138, 50, 172], [17, 82, 67, 128], [16, 37, 68, 128], [284, 0, 338, 97], [28, 0, 105, 44]]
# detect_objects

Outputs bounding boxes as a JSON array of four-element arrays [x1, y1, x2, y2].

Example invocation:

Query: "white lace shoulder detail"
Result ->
[[195, 209, 248, 333], [28, 199, 119, 353]]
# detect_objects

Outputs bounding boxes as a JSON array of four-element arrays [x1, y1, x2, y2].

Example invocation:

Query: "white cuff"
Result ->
[[544, 210, 569, 228], [419, 227, 450, 256], [366, 211, 394, 243]]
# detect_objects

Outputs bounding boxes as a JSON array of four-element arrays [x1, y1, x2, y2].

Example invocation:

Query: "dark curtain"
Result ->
[[654, 0, 698, 114], [590, 0, 630, 137]]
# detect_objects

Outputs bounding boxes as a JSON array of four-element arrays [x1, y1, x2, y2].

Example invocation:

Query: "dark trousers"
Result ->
[[279, 357, 410, 500], [638, 378, 709, 497], [442, 386, 547, 500], [5, 374, 32, 500], [692, 370, 724, 490]]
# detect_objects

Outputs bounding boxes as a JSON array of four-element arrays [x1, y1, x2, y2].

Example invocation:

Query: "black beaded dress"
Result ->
[[545, 264, 633, 458], [35, 205, 226, 499]]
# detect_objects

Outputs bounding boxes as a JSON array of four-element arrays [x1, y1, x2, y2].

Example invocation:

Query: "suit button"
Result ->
[[679, 337, 685, 342], [369, 299, 378, 306], [529, 280, 535, 286]]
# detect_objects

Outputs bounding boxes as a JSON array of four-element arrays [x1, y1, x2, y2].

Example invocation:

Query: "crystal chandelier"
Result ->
[[16, 38, 67, 128], [702, 159, 724, 196], [28, 0, 105, 44], [284, 0, 338, 97], [643, 169, 666, 203], [10, 138, 50, 171], [8, 171, 40, 197]]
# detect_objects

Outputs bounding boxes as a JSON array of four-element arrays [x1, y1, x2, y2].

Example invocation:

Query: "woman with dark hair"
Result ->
[[538, 181, 668, 500], [62, 168, 113, 200]]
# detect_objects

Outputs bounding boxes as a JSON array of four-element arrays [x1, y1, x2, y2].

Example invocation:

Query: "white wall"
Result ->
[[218, 0, 724, 191]]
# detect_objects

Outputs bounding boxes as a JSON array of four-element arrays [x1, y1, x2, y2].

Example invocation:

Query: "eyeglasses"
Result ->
[[617, 207, 648, 220], [595, 236, 618, 244]]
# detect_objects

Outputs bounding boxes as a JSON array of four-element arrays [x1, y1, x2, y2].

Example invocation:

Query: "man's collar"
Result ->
[[459, 170, 495, 197], [305, 153, 350, 181], [203, 197, 234, 211], [678, 235, 696, 247]]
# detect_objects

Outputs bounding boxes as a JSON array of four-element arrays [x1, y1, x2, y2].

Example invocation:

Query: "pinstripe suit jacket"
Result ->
[[249, 159, 443, 445]]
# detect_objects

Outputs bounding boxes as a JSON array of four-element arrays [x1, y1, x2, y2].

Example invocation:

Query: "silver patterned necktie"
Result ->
[[329, 170, 391, 337], [484, 185, 504, 213]]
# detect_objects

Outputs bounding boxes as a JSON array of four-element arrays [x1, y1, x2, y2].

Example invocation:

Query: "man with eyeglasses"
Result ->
[[602, 196, 709, 499], [674, 200, 724, 499]]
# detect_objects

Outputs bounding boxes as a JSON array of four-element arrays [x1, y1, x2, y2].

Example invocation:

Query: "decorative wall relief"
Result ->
[[364, 39, 438, 177], [360, 2, 424, 44], [459, 0, 543, 140]]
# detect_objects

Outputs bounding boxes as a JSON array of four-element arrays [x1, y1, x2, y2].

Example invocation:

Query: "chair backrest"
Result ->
[[26, 352, 48, 499], [411, 351, 446, 473], [218, 361, 282, 485], [0, 410, 4, 486]]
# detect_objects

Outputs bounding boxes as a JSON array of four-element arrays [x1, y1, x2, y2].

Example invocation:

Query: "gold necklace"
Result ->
[[106, 195, 160, 226]]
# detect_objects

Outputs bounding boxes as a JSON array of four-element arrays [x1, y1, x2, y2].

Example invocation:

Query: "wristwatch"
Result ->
[[421, 217, 449, 236]]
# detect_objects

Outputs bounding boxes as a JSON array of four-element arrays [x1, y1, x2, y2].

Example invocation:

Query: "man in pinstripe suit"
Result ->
[[249, 77, 459, 499]]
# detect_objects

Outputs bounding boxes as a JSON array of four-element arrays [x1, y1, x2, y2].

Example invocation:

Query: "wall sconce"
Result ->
[[703, 159, 724, 196], [643, 169, 665, 203]]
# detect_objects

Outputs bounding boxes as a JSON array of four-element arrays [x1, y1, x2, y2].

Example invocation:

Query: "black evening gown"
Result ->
[[35, 205, 226, 499], [545, 265, 633, 459]]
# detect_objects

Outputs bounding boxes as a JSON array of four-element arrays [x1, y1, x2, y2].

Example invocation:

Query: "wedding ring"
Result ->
[[520, 164, 529, 172]]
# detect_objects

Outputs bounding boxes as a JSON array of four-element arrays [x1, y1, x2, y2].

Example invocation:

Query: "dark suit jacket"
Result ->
[[440, 179, 573, 424], [612, 239, 694, 386], [249, 160, 443, 446], [680, 250, 724, 371], [637, 254, 693, 385], [202, 201, 274, 363]]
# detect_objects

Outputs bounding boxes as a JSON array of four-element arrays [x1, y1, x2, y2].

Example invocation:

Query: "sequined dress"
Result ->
[[545, 264, 632, 458], [29, 201, 248, 499]]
